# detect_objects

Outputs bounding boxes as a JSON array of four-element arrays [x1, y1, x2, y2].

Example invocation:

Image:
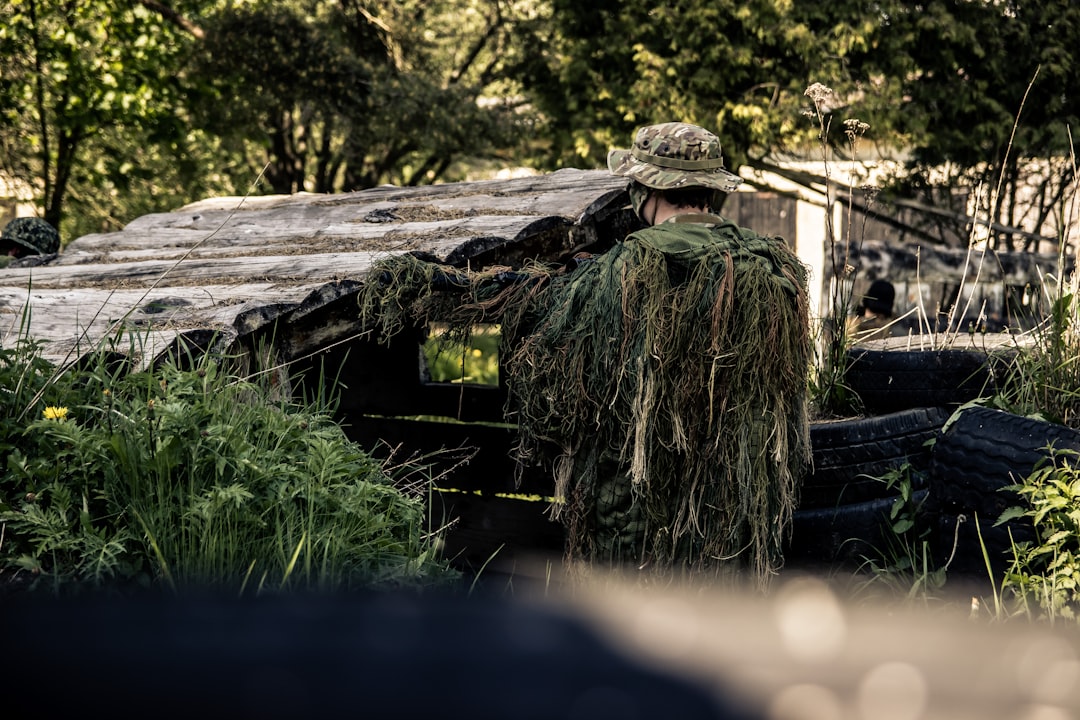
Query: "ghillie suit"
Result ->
[[506, 215, 811, 587], [357, 215, 810, 588], [359, 123, 811, 589], [356, 253, 554, 353]]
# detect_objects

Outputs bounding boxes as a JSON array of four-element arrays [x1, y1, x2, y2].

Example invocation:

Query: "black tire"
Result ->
[[845, 348, 998, 414], [927, 510, 1026, 583], [803, 406, 950, 509], [786, 491, 927, 568], [929, 405, 1080, 514], [926, 405, 1080, 579]]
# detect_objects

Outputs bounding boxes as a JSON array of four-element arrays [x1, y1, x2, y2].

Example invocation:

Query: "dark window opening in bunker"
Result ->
[[423, 323, 500, 387]]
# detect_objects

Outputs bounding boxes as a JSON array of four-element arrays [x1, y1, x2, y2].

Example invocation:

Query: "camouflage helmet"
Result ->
[[1, 217, 60, 256], [607, 122, 743, 192]]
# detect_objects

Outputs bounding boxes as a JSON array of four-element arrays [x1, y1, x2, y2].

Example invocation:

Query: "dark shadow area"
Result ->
[[0, 590, 756, 720]]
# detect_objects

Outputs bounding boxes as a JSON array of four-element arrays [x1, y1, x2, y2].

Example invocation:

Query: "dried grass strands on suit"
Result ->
[[505, 218, 811, 586], [356, 252, 553, 347]]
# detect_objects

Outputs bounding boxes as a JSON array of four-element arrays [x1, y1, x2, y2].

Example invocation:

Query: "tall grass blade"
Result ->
[[280, 533, 307, 589]]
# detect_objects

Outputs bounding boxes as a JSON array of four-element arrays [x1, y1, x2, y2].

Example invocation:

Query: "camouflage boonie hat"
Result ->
[[1, 217, 60, 255], [607, 122, 743, 192]]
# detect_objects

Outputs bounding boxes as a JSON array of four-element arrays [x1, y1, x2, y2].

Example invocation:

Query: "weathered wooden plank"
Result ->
[[725, 192, 797, 241], [0, 252, 381, 289], [65, 215, 564, 258], [2, 169, 629, 368], [1, 324, 210, 371], [67, 169, 626, 255], [0, 284, 305, 365], [168, 167, 625, 217]]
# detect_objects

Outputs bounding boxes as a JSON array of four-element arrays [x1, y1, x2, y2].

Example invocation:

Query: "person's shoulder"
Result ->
[[624, 224, 669, 248], [625, 223, 709, 256], [675, 214, 777, 244]]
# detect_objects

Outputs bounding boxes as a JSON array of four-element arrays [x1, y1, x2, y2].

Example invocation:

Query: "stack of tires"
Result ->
[[789, 343, 1080, 585], [786, 407, 949, 569], [844, 346, 1001, 415]]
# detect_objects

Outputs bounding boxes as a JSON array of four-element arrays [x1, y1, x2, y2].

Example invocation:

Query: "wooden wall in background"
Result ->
[[724, 191, 798, 243]]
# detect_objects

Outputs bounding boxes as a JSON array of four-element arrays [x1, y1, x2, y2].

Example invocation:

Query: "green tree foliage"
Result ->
[[511, 0, 1079, 249], [0, 0, 535, 235], [188, 0, 534, 193], [507, 0, 877, 170], [2, 0, 1077, 251], [0, 0, 217, 238], [340, 0, 539, 187], [190, 2, 381, 194], [876, 0, 1080, 250]]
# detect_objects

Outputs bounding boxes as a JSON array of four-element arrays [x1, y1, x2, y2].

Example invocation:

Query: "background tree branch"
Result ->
[[135, 0, 204, 38]]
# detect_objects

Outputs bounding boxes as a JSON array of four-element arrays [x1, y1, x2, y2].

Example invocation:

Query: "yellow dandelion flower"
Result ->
[[43, 406, 69, 421], [471, 348, 483, 358]]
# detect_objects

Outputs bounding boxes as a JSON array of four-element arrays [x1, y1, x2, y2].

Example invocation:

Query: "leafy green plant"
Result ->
[[853, 462, 947, 607], [997, 448, 1080, 623], [0, 337, 58, 463], [0, 343, 459, 596]]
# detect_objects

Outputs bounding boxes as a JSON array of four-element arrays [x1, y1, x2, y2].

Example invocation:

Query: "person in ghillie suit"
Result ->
[[0, 217, 61, 269], [505, 123, 812, 587], [356, 122, 812, 589]]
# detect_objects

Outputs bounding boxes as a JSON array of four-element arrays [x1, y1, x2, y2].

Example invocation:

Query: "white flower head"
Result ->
[[804, 83, 834, 105]]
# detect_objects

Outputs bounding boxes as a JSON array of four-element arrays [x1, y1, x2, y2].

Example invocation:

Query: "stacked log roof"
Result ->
[[1, 169, 628, 368]]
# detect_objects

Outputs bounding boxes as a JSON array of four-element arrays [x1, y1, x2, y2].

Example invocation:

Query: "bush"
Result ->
[[0, 341, 458, 596], [999, 448, 1080, 623]]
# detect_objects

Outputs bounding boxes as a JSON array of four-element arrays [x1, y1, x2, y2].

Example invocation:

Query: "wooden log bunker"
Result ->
[[1, 169, 644, 575]]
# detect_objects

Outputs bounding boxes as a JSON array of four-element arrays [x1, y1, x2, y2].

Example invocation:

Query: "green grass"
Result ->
[[0, 336, 459, 597], [849, 463, 949, 609]]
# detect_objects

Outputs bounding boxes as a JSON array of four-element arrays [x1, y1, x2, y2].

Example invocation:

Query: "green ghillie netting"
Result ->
[[358, 215, 811, 588], [357, 253, 553, 351]]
